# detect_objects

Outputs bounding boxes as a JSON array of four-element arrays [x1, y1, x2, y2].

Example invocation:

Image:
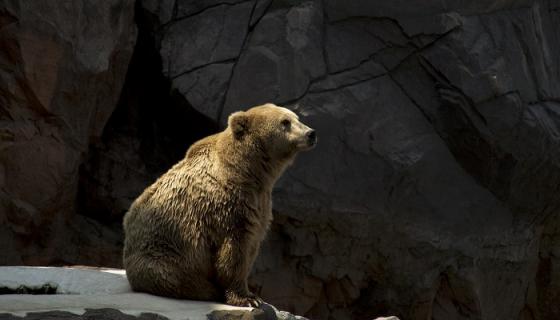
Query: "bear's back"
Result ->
[[123, 133, 238, 252]]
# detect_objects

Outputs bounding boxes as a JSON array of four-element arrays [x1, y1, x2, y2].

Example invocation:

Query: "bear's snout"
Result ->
[[306, 129, 317, 147]]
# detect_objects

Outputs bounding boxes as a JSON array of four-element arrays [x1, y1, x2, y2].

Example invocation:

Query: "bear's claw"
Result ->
[[226, 291, 264, 308]]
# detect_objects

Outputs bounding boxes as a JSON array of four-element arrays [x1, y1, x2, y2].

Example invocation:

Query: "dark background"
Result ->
[[1, 0, 560, 319]]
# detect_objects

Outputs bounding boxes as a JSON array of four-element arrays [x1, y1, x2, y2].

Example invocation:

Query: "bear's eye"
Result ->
[[281, 119, 291, 130]]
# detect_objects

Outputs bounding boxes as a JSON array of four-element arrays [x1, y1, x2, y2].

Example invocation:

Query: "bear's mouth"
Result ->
[[308, 138, 317, 149], [298, 139, 317, 151]]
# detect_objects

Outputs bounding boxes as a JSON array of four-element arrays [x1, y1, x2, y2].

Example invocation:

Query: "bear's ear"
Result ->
[[228, 111, 249, 139]]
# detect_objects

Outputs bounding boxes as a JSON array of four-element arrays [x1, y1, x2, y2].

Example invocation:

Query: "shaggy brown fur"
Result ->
[[123, 103, 316, 307]]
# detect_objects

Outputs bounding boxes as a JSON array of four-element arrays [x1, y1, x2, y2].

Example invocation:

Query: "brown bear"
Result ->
[[123, 103, 316, 307]]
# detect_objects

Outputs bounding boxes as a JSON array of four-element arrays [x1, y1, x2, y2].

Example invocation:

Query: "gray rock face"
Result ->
[[223, 0, 325, 113], [0, 0, 136, 265], [161, 1, 252, 79], [2, 0, 560, 320], [128, 0, 560, 319], [173, 63, 234, 120]]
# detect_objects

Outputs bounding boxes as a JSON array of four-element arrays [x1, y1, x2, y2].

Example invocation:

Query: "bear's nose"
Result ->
[[307, 130, 317, 146]]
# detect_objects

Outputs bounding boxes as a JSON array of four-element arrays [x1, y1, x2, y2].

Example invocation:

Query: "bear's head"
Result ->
[[228, 103, 316, 160]]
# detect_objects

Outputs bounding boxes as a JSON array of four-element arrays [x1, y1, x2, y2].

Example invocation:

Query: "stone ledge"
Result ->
[[0, 267, 300, 320], [0, 267, 399, 320]]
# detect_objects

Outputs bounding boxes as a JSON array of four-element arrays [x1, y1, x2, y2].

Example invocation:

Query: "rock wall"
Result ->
[[2, 0, 560, 320], [0, 0, 136, 266]]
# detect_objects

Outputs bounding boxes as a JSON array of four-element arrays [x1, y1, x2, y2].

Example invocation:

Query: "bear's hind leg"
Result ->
[[126, 255, 221, 302]]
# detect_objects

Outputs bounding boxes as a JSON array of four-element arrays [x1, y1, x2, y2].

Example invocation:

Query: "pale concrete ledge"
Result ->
[[0, 267, 302, 320], [0, 267, 400, 320]]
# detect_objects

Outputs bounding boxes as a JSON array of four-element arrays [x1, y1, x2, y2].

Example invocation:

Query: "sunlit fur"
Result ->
[[123, 103, 315, 307]]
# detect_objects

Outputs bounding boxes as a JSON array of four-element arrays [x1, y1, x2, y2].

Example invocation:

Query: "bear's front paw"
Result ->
[[225, 291, 264, 307]]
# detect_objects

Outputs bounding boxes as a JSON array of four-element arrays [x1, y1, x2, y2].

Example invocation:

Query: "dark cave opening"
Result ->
[[77, 2, 219, 226]]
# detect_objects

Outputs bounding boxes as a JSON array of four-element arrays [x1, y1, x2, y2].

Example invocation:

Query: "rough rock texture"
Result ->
[[2, 0, 560, 320], [125, 0, 560, 319], [113, 1, 559, 319], [0, 0, 137, 265]]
